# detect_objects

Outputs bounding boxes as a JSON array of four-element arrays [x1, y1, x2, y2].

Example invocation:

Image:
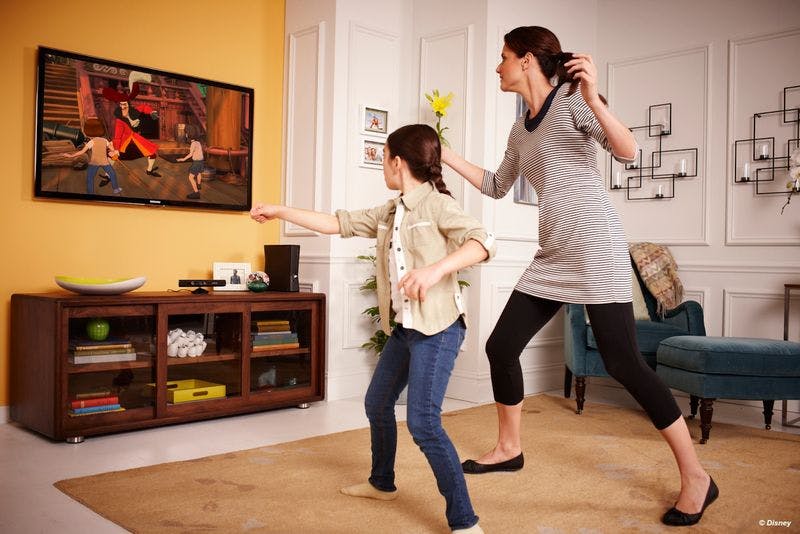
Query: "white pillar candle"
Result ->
[[614, 172, 621, 188], [795, 179, 800, 191], [657, 184, 663, 197], [743, 162, 750, 179], [761, 144, 769, 158], [679, 159, 687, 175]]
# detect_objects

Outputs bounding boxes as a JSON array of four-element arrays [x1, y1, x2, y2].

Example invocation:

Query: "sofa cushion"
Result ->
[[657, 336, 800, 377], [587, 320, 686, 354]]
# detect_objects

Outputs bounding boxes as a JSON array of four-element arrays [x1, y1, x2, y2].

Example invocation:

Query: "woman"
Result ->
[[442, 26, 717, 526], [252, 124, 493, 533]]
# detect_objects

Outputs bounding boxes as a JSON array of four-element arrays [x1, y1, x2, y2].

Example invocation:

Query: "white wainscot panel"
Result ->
[[492, 195, 539, 242], [342, 281, 379, 350], [419, 26, 473, 207], [608, 45, 710, 245], [724, 289, 800, 340], [347, 24, 400, 211], [727, 29, 800, 246], [284, 23, 325, 236]]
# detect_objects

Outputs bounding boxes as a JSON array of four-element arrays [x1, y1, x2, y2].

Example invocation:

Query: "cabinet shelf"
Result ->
[[11, 291, 326, 441], [66, 354, 153, 374], [166, 352, 240, 366], [251, 347, 310, 358]]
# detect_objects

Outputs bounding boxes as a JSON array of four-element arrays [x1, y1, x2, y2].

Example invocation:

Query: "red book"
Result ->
[[70, 396, 119, 409]]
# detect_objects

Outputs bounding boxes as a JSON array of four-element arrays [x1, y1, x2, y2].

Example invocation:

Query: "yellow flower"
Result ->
[[424, 89, 455, 147], [425, 89, 454, 118]]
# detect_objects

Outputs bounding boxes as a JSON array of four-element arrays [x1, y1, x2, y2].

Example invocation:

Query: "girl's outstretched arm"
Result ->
[[250, 203, 340, 234], [399, 239, 488, 302]]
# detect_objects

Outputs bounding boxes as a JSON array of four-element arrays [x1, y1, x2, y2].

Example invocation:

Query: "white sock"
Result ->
[[452, 524, 484, 534], [339, 482, 398, 501]]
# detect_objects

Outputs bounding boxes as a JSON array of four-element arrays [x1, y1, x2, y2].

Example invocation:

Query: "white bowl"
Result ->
[[54, 276, 147, 295]]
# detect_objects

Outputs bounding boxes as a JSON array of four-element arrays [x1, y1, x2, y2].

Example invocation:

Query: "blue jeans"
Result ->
[[86, 164, 119, 193], [364, 319, 478, 530]]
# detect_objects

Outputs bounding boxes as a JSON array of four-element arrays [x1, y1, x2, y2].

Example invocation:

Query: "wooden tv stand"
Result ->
[[10, 291, 325, 442]]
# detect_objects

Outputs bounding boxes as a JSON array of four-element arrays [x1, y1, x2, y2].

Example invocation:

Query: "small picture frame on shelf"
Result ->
[[362, 106, 388, 136], [212, 262, 251, 291], [359, 138, 385, 169], [513, 176, 537, 205]]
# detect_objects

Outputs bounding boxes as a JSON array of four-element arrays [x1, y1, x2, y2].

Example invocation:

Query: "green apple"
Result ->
[[86, 318, 110, 341]]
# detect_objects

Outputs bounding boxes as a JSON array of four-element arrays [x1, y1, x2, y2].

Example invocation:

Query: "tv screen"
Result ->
[[34, 47, 254, 211]]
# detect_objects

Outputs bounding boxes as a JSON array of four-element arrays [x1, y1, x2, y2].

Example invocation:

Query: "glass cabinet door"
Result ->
[[65, 308, 156, 423], [165, 310, 243, 404], [250, 308, 312, 393]]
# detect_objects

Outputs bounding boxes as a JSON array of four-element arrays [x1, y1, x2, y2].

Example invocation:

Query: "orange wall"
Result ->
[[0, 0, 285, 406]]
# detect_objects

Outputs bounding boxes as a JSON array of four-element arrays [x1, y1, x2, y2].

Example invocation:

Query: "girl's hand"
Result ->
[[564, 53, 601, 107], [250, 203, 281, 223], [398, 265, 443, 302]]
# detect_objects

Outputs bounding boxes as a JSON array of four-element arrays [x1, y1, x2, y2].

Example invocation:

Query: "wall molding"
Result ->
[[722, 288, 791, 336], [680, 260, 800, 274], [726, 27, 800, 246], [683, 286, 711, 309], [342, 281, 372, 349], [284, 22, 326, 237], [607, 44, 712, 246], [419, 25, 474, 206]]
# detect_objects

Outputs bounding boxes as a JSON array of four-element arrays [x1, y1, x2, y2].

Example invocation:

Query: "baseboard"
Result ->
[[0, 405, 8, 424]]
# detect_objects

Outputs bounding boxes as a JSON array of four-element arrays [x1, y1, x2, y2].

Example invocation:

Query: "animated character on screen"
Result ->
[[64, 117, 123, 195], [176, 125, 204, 199], [102, 71, 161, 177]]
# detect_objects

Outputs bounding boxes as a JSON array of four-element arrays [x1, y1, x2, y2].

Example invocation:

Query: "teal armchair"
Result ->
[[563, 260, 706, 413]]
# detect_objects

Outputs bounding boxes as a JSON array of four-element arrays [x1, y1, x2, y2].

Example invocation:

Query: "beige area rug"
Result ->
[[55, 394, 800, 533]]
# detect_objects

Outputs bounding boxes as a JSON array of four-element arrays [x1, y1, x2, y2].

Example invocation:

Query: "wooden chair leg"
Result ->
[[564, 366, 573, 398], [699, 398, 715, 444], [575, 376, 586, 414], [762, 400, 775, 430], [689, 395, 699, 419]]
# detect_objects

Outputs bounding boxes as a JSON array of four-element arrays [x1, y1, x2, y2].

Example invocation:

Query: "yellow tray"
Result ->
[[164, 379, 226, 403]]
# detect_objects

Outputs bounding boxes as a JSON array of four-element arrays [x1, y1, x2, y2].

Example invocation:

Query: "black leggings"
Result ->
[[486, 290, 681, 430]]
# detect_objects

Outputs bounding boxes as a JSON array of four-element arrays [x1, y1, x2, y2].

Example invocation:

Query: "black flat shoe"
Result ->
[[661, 477, 719, 526], [462, 453, 523, 474]]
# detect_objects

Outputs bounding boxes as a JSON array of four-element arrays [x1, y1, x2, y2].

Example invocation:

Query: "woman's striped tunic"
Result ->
[[481, 83, 636, 304]]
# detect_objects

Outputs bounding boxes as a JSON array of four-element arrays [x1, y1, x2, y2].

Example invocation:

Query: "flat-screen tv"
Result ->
[[34, 47, 254, 211]]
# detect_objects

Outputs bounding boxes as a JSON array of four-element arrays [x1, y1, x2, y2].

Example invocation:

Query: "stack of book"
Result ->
[[67, 390, 125, 417], [251, 319, 299, 351], [69, 338, 137, 364]]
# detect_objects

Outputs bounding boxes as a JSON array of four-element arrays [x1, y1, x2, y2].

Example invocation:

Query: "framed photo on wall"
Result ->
[[362, 106, 388, 136], [360, 138, 385, 169], [212, 262, 251, 291]]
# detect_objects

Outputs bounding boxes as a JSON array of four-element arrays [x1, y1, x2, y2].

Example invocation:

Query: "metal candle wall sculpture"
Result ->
[[609, 103, 699, 201], [732, 84, 800, 196]]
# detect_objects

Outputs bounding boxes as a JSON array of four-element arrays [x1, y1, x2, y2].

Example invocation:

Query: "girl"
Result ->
[[442, 26, 717, 527], [251, 124, 493, 533]]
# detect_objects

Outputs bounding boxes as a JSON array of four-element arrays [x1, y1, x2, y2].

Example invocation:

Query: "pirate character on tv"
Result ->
[[102, 71, 161, 177]]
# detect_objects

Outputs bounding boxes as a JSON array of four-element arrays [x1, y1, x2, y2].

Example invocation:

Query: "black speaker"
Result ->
[[264, 244, 300, 292]]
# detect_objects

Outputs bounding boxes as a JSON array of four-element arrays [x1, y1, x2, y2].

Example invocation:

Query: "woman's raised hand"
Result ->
[[250, 203, 281, 223], [565, 53, 601, 107]]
